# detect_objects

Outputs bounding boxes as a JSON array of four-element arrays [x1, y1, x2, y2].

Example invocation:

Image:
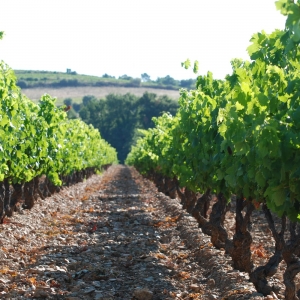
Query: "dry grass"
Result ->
[[21, 86, 180, 105]]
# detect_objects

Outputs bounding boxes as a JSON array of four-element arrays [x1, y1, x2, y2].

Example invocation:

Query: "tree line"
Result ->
[[16, 70, 196, 90], [64, 92, 179, 163]]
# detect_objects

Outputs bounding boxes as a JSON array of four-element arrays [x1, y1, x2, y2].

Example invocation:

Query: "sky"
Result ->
[[0, 0, 286, 81]]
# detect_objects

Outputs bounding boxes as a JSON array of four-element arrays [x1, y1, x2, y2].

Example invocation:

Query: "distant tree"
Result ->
[[78, 92, 179, 163], [79, 93, 138, 163], [55, 79, 78, 87], [137, 92, 178, 129], [180, 79, 196, 89], [0, 32, 3, 40], [129, 78, 141, 87], [119, 74, 133, 80], [82, 95, 97, 106], [79, 107, 90, 121], [102, 73, 115, 78], [63, 98, 73, 106], [72, 102, 82, 112], [156, 75, 178, 86], [141, 73, 151, 82], [17, 80, 27, 88]]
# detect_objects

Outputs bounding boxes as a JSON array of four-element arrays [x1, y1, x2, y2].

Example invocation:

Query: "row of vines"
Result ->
[[126, 1, 300, 299], [0, 33, 117, 222]]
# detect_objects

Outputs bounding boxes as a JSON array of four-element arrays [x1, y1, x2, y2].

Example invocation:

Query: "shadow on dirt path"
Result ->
[[1, 165, 268, 299], [22, 165, 180, 299]]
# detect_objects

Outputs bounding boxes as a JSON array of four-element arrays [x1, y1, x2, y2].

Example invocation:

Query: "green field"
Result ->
[[15, 70, 182, 90]]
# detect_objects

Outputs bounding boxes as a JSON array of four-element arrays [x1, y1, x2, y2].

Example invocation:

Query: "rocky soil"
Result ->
[[0, 165, 296, 299]]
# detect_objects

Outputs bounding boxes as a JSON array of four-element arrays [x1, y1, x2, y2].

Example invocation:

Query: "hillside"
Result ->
[[15, 70, 194, 90], [15, 70, 187, 105]]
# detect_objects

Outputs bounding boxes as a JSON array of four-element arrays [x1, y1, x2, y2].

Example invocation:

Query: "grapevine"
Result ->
[[0, 56, 117, 217], [126, 1, 300, 298]]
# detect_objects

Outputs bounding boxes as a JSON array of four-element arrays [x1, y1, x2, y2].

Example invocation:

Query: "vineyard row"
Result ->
[[0, 60, 117, 222], [126, 1, 300, 299]]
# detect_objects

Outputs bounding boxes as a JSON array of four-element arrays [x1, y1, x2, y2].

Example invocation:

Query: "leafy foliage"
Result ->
[[0, 61, 117, 186], [79, 92, 179, 163], [126, 2, 300, 223]]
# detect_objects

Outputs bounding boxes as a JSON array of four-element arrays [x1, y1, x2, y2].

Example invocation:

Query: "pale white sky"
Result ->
[[0, 0, 286, 80]]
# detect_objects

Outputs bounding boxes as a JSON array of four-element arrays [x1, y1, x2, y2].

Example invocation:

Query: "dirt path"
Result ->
[[0, 165, 273, 299]]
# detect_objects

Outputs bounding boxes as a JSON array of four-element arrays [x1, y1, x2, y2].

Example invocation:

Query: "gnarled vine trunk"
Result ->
[[209, 192, 230, 249], [10, 182, 23, 216], [191, 189, 212, 235], [164, 177, 177, 199], [23, 179, 36, 209], [282, 222, 300, 300], [185, 189, 197, 213], [250, 205, 284, 296], [229, 197, 254, 273]]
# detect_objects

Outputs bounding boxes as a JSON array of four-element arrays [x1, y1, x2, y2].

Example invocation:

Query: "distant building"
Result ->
[[66, 68, 77, 75]]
